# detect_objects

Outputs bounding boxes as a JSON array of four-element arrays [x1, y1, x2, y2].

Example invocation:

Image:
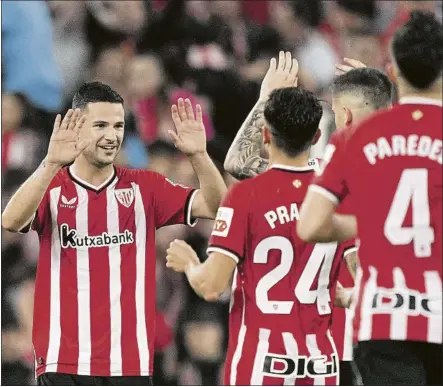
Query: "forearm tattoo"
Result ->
[[225, 101, 269, 180]]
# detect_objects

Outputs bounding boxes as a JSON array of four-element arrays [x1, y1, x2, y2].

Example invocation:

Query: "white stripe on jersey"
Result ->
[[358, 266, 377, 341], [390, 268, 408, 340], [342, 308, 353, 361], [75, 184, 91, 375], [107, 183, 123, 374], [282, 332, 298, 386], [250, 328, 271, 385], [230, 285, 246, 385], [326, 329, 339, 386], [134, 184, 150, 374], [306, 334, 325, 385], [425, 271, 442, 343], [46, 187, 62, 372]]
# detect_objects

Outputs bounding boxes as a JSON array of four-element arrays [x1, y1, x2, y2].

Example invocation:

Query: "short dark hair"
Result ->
[[72, 82, 124, 110], [264, 87, 322, 157], [392, 10, 443, 89], [331, 68, 393, 109]]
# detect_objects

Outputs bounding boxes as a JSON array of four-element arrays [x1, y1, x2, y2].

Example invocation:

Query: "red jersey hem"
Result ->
[[36, 364, 153, 377]]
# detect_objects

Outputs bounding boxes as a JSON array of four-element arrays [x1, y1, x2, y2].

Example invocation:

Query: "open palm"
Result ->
[[169, 98, 206, 156], [46, 109, 89, 167]]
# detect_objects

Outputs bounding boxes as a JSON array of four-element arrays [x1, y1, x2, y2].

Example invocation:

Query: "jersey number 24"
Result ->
[[253, 237, 338, 315]]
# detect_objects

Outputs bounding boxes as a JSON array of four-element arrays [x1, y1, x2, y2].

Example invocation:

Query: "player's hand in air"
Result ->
[[46, 109, 90, 168], [166, 239, 200, 273], [259, 51, 299, 101], [335, 57, 367, 76], [170, 98, 207, 156]]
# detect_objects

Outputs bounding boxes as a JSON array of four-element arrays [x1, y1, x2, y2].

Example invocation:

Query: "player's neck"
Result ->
[[71, 156, 115, 188], [269, 152, 310, 169], [398, 80, 443, 102]]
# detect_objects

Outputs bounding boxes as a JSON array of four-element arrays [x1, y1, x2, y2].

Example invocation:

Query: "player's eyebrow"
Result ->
[[93, 120, 125, 126]]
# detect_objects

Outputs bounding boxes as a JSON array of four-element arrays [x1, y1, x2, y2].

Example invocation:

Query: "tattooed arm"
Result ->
[[344, 251, 360, 280], [224, 51, 299, 180], [223, 100, 269, 180]]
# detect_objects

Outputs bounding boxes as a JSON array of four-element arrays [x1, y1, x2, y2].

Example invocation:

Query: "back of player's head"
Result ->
[[392, 10, 443, 89], [331, 68, 393, 109], [72, 82, 124, 110], [264, 87, 322, 157]]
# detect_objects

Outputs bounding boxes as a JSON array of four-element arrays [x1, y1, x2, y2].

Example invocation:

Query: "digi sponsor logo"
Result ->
[[212, 207, 234, 237], [263, 353, 338, 379]]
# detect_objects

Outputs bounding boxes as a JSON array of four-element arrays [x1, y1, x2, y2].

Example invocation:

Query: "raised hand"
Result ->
[[170, 98, 206, 156], [335, 57, 367, 76], [46, 109, 90, 167], [166, 239, 200, 273], [259, 51, 299, 101]]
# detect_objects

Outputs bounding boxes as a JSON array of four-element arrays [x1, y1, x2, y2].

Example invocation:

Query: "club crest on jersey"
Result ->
[[115, 188, 134, 208], [60, 195, 77, 209], [212, 207, 234, 237]]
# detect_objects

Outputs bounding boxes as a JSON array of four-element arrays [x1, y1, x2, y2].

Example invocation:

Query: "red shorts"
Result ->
[[224, 327, 339, 386]]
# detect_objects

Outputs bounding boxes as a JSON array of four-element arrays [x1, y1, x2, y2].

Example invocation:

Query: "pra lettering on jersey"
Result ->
[[212, 207, 234, 237], [264, 203, 300, 230], [372, 289, 441, 317], [263, 353, 338, 379], [363, 135, 442, 165], [60, 224, 134, 249]]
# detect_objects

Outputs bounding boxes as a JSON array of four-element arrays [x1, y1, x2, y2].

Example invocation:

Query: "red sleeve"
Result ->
[[147, 171, 198, 228], [310, 130, 350, 205], [207, 183, 248, 264]]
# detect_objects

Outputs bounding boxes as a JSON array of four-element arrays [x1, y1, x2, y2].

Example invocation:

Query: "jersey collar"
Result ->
[[399, 97, 442, 107], [271, 160, 318, 173], [68, 165, 117, 193]]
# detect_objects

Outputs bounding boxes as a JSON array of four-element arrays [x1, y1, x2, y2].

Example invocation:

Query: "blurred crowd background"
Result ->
[[1, 0, 441, 385]]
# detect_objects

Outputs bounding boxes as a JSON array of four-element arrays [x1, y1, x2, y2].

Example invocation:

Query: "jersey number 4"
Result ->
[[384, 169, 435, 258], [253, 236, 338, 315]]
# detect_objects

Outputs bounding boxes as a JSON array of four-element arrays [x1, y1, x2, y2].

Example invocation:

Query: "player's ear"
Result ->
[[263, 126, 271, 145], [386, 61, 397, 84], [344, 107, 352, 126], [311, 129, 321, 145]]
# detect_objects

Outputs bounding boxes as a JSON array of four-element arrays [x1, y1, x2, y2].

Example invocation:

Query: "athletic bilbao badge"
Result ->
[[115, 188, 134, 208]]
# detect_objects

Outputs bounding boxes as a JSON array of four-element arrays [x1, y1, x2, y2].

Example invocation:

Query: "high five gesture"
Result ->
[[46, 109, 89, 167]]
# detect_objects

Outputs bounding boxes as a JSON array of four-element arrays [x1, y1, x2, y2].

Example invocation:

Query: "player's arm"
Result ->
[[2, 159, 59, 232], [188, 152, 227, 219], [334, 282, 353, 309], [224, 51, 298, 180], [298, 191, 357, 243], [169, 98, 227, 219], [223, 99, 269, 180], [2, 110, 86, 232], [298, 136, 357, 243], [343, 249, 360, 280], [166, 240, 236, 301]]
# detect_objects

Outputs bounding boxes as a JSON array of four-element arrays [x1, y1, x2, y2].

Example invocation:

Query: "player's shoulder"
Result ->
[[50, 166, 71, 187], [351, 103, 417, 137], [115, 166, 163, 184]]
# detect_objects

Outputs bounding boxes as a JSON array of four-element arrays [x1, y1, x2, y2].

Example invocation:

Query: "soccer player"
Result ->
[[298, 11, 442, 385], [166, 86, 348, 385], [1, 82, 227, 386], [328, 66, 393, 385]]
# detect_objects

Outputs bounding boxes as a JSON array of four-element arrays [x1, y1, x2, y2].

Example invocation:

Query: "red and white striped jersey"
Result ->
[[330, 247, 356, 361], [208, 163, 354, 385], [312, 98, 442, 344], [23, 166, 197, 377]]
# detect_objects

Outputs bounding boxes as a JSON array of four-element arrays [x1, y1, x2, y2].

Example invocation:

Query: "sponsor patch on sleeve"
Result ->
[[212, 207, 234, 237]]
